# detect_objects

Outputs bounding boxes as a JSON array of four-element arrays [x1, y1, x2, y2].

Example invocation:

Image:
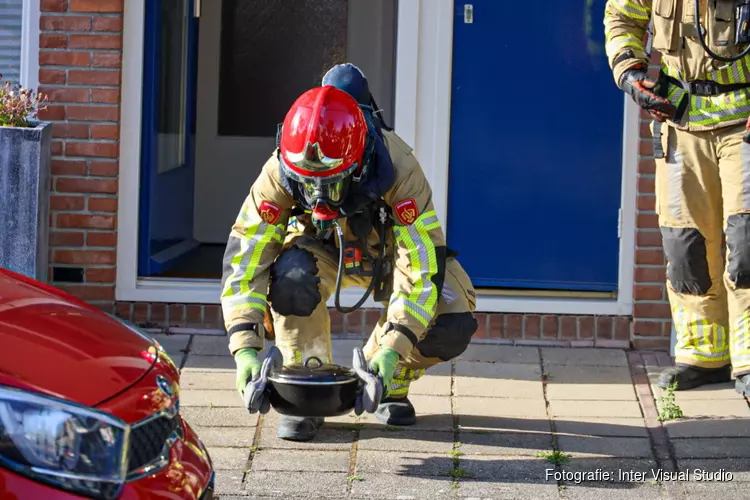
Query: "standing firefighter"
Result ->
[[604, 0, 750, 393], [220, 64, 478, 441]]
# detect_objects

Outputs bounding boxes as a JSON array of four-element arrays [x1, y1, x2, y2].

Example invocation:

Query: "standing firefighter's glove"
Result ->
[[368, 347, 400, 396], [619, 67, 677, 122], [234, 347, 262, 397]]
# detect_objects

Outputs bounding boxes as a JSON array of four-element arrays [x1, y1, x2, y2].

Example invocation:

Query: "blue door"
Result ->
[[446, 1, 623, 292], [139, 0, 199, 276]]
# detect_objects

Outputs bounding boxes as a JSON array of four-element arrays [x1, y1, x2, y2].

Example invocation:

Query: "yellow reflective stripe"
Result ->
[[392, 210, 440, 315], [691, 94, 700, 115], [605, 36, 645, 56], [221, 214, 285, 315], [662, 53, 750, 128], [708, 54, 750, 84], [390, 292, 432, 328], [222, 225, 260, 299], [387, 368, 423, 396], [277, 346, 306, 365], [665, 85, 688, 116], [688, 98, 750, 126], [388, 385, 410, 397], [672, 305, 730, 362], [393, 365, 425, 381], [732, 310, 750, 362], [693, 318, 714, 355], [222, 291, 266, 311], [610, 0, 649, 20], [240, 224, 284, 296], [726, 64, 736, 84]]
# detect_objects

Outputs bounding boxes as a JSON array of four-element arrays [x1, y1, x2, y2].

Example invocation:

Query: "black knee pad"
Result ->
[[268, 245, 322, 317], [726, 214, 750, 288], [660, 226, 712, 295], [415, 312, 478, 361]]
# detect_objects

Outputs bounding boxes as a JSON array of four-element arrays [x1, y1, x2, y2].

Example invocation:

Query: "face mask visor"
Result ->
[[299, 176, 351, 208]]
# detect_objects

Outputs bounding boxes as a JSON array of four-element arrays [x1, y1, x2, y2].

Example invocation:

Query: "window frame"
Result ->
[[20, 0, 40, 92]]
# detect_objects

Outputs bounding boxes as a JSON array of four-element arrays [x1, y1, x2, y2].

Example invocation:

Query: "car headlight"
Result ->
[[0, 385, 129, 500]]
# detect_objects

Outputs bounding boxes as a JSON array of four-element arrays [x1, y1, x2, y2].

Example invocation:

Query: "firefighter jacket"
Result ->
[[604, 0, 750, 131], [220, 130, 448, 360]]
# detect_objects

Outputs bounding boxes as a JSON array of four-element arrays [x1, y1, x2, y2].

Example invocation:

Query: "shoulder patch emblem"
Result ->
[[259, 200, 282, 224], [394, 198, 419, 225]]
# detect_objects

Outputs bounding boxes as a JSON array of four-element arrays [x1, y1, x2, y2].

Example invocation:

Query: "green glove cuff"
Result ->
[[234, 347, 258, 363], [376, 346, 400, 365], [370, 347, 400, 395], [234, 347, 261, 396]]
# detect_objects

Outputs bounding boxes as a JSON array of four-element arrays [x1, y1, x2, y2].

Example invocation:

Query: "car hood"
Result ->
[[0, 271, 157, 407]]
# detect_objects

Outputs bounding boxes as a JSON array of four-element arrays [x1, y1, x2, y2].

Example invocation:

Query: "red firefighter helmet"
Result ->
[[279, 86, 368, 214]]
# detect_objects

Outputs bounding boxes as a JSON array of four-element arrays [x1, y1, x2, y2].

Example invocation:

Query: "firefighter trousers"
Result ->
[[652, 121, 750, 377], [266, 232, 479, 397]]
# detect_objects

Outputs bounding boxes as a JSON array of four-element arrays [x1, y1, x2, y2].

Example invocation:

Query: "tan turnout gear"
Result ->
[[651, 120, 750, 374], [220, 129, 478, 396], [605, 0, 750, 132], [605, 0, 750, 380], [264, 232, 476, 396]]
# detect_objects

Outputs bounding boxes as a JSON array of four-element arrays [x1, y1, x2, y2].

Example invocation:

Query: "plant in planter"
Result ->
[[0, 75, 52, 281]]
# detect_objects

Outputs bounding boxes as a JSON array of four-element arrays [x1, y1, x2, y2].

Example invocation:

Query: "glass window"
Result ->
[[0, 0, 24, 85], [157, 0, 192, 172], [217, 0, 349, 137]]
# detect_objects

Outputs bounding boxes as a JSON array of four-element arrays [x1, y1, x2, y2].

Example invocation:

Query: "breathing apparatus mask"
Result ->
[[277, 103, 381, 232]]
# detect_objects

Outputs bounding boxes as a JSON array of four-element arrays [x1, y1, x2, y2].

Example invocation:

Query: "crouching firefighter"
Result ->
[[220, 63, 478, 441], [604, 0, 750, 394]]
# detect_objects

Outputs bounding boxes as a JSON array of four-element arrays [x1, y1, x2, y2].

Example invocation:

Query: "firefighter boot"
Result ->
[[374, 397, 416, 426], [373, 364, 423, 426], [277, 416, 324, 441], [735, 374, 750, 396], [657, 364, 731, 391]]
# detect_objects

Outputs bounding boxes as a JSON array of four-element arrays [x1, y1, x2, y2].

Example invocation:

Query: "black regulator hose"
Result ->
[[332, 217, 386, 314], [695, 1, 750, 63]]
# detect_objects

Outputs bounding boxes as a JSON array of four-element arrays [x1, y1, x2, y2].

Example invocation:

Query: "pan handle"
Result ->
[[304, 356, 324, 368], [243, 345, 283, 414], [352, 347, 383, 415]]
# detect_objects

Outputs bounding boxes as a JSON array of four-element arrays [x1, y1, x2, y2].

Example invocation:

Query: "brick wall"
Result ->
[[631, 50, 672, 352], [113, 301, 634, 348], [38, 0, 123, 312], [35, 2, 674, 350]]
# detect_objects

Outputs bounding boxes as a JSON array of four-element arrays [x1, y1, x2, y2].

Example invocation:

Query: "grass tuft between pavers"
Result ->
[[446, 441, 475, 489], [536, 449, 571, 465], [657, 380, 684, 422]]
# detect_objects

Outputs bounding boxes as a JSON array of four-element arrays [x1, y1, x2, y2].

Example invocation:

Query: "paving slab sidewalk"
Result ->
[[154, 334, 750, 499]]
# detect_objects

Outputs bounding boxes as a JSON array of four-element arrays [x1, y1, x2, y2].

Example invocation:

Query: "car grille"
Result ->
[[127, 413, 180, 474]]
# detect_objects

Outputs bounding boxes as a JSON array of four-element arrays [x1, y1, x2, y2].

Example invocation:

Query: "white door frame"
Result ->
[[21, 0, 40, 92], [117, 0, 638, 316]]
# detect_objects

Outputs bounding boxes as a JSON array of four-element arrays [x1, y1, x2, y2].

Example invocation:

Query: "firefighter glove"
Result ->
[[368, 347, 400, 396], [619, 67, 676, 122], [234, 347, 262, 397]]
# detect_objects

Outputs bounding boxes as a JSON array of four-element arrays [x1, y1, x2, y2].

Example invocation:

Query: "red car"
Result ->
[[0, 267, 215, 500]]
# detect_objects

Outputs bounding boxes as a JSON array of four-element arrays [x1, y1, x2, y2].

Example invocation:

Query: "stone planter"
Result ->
[[0, 120, 52, 281]]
